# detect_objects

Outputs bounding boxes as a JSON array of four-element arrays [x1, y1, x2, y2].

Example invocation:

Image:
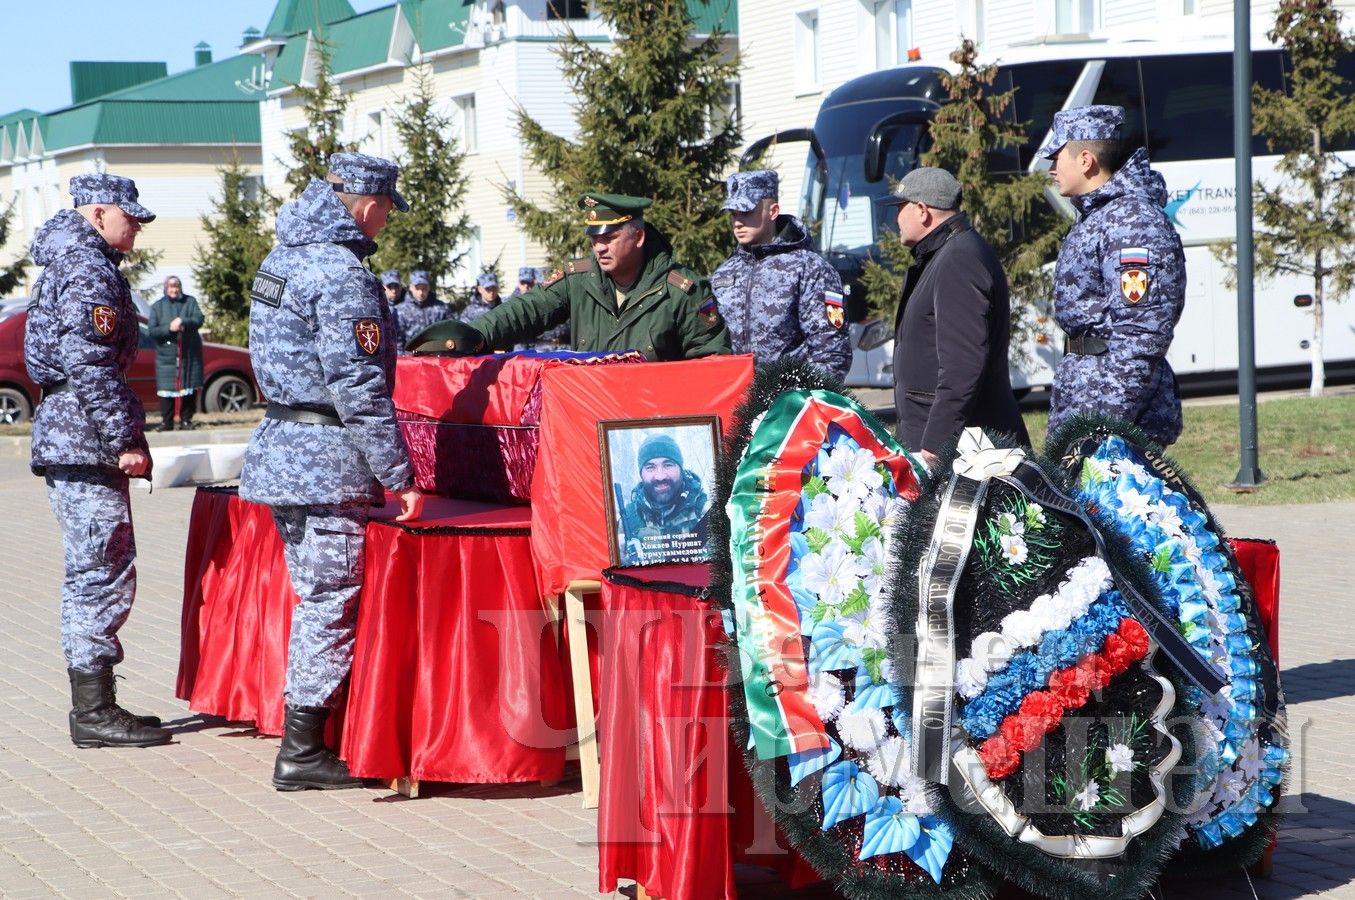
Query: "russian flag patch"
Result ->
[[1119, 247, 1151, 266], [824, 290, 844, 308]]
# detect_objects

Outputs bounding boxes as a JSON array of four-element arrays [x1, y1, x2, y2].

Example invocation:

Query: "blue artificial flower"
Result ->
[[908, 816, 955, 884], [809, 620, 863, 674], [853, 670, 898, 711], [821, 761, 879, 830], [859, 796, 921, 861], [788, 737, 842, 787]]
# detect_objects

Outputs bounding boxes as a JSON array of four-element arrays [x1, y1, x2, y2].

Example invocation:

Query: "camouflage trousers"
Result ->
[[44, 465, 135, 672], [271, 503, 369, 708]]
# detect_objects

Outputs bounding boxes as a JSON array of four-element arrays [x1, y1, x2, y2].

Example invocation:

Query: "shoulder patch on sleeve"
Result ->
[[353, 319, 383, 356], [1118, 246, 1152, 267], [542, 268, 564, 287], [698, 294, 721, 330], [823, 289, 846, 329], [564, 256, 595, 275], [90, 304, 118, 339], [250, 270, 287, 308], [667, 270, 695, 293]]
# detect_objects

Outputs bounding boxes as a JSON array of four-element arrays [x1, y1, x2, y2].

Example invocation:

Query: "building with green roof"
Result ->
[[0, 46, 265, 300]]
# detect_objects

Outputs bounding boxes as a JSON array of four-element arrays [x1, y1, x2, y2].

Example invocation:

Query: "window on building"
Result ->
[[452, 94, 478, 153], [546, 0, 587, 19], [451, 227, 482, 285], [365, 110, 385, 157], [895, 0, 914, 61], [1182, 0, 1197, 14], [1055, 0, 1099, 34], [794, 9, 822, 94]]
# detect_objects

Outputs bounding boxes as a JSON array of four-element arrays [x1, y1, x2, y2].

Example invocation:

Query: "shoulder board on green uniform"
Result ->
[[564, 257, 595, 275], [541, 267, 565, 287], [666, 270, 695, 293]]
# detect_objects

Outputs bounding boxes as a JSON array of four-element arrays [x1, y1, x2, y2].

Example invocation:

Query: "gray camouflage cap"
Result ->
[[380, 269, 402, 286], [70, 173, 156, 222], [1039, 105, 1125, 159], [722, 170, 779, 212], [328, 151, 409, 211], [408, 270, 430, 287]]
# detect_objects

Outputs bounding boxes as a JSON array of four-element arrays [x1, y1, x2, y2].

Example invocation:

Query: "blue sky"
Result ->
[[0, 0, 388, 116]]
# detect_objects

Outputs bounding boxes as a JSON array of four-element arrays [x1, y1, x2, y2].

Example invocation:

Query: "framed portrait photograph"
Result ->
[[598, 415, 721, 568]]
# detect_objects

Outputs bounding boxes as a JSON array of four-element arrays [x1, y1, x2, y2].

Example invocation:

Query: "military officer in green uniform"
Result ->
[[413, 193, 730, 360]]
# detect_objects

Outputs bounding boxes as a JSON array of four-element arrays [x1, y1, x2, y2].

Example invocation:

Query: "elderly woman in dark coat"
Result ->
[[148, 275, 205, 430]]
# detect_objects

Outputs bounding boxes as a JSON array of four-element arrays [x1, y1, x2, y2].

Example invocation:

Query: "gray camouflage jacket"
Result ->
[[25, 209, 148, 475], [240, 179, 413, 506], [709, 215, 850, 378], [1048, 147, 1186, 445]]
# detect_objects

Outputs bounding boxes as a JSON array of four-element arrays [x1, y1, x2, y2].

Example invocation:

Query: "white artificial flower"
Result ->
[[1200, 692, 1233, 723], [800, 540, 858, 606], [1213, 770, 1247, 808], [856, 535, 888, 597], [822, 447, 885, 502], [1236, 738, 1264, 780], [1000, 608, 1043, 647], [1151, 501, 1184, 537], [1000, 534, 1029, 566], [804, 492, 857, 541], [1117, 489, 1155, 521], [1073, 780, 1102, 811], [809, 672, 845, 722], [970, 631, 1017, 667], [864, 735, 911, 787], [879, 657, 894, 684], [899, 773, 933, 814], [837, 703, 887, 753], [955, 658, 989, 699], [1106, 743, 1135, 777], [1026, 503, 1048, 528], [998, 511, 1026, 536], [843, 609, 888, 650]]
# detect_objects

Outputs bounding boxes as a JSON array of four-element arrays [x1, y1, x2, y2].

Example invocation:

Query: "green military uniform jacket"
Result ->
[[466, 226, 731, 360]]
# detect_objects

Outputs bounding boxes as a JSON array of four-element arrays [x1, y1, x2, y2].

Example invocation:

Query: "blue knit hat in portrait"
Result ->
[[722, 170, 780, 212], [69, 173, 156, 222], [1039, 105, 1125, 158]]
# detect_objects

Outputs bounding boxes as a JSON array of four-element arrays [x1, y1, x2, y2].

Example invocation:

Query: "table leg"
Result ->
[[564, 579, 602, 809], [386, 777, 419, 799]]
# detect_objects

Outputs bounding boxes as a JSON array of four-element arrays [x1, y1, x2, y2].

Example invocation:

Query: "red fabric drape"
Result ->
[[177, 488, 566, 783], [533, 356, 754, 595], [342, 524, 568, 782]]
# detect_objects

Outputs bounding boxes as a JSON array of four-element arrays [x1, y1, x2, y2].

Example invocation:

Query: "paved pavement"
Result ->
[[0, 448, 1351, 899]]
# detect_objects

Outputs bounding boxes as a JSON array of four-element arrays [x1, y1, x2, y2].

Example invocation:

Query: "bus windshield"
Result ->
[[801, 105, 930, 260]]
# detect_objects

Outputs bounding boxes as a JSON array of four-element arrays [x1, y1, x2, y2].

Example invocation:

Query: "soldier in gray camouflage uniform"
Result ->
[[241, 152, 425, 790], [26, 174, 171, 748], [1043, 105, 1187, 446], [710, 170, 851, 379], [393, 269, 451, 351], [618, 433, 710, 566]]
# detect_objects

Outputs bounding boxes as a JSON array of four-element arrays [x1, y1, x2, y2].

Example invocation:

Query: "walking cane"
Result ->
[[173, 332, 183, 425]]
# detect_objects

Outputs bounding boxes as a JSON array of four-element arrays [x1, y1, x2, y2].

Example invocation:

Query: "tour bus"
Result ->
[[746, 39, 1355, 390]]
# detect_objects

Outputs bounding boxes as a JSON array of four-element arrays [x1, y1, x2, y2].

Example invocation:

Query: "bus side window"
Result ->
[[1139, 55, 1234, 162], [1006, 60, 1090, 170]]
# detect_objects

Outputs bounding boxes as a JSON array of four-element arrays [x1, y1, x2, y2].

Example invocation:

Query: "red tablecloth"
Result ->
[[595, 541, 1281, 900], [177, 487, 569, 784]]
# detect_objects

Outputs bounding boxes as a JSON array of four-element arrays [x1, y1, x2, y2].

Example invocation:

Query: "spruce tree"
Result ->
[[371, 64, 473, 296], [120, 247, 166, 303], [1214, 0, 1355, 395], [192, 157, 276, 346], [0, 197, 28, 295], [863, 39, 1066, 359], [507, 0, 741, 272], [282, 36, 357, 199]]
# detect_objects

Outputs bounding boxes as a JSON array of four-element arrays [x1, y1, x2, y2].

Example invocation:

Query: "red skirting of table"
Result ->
[[177, 487, 569, 784]]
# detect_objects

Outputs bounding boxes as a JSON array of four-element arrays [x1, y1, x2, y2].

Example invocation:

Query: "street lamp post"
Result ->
[[1232, 0, 1264, 488]]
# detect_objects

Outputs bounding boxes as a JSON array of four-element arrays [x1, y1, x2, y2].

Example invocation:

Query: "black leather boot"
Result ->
[[272, 705, 364, 791], [68, 668, 172, 748]]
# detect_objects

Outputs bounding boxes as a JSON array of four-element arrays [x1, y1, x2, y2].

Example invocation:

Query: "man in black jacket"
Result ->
[[888, 167, 1028, 469]]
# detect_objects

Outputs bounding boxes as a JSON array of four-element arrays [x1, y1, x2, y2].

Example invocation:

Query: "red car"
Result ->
[[0, 307, 258, 425]]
